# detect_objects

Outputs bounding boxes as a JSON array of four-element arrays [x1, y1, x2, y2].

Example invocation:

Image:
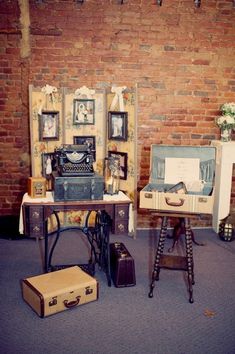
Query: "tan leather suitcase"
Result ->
[[21, 266, 98, 317]]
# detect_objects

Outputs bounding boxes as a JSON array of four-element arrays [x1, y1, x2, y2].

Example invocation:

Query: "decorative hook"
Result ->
[[157, 0, 163, 5], [194, 0, 201, 7]]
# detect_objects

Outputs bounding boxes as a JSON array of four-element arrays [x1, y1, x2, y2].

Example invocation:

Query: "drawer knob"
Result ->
[[32, 211, 39, 218], [118, 209, 125, 217], [33, 225, 40, 232], [118, 223, 124, 231]]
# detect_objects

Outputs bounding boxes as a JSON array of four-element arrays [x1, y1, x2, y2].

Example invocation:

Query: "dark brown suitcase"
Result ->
[[110, 242, 136, 287]]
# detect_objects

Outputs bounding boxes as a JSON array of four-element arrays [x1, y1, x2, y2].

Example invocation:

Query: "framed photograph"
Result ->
[[41, 152, 58, 190], [108, 111, 128, 141], [108, 151, 128, 180], [73, 99, 95, 125], [39, 111, 59, 141], [73, 135, 96, 161]]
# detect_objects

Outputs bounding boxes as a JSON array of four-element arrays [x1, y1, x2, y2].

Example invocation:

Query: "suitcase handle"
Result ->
[[165, 197, 184, 207], [63, 296, 81, 308]]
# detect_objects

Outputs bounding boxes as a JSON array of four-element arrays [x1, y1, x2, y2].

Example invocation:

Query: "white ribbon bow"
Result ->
[[74, 86, 95, 98], [40, 84, 58, 113], [110, 86, 127, 112]]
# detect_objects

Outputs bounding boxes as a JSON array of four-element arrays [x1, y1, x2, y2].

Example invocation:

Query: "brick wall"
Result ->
[[0, 0, 235, 228]]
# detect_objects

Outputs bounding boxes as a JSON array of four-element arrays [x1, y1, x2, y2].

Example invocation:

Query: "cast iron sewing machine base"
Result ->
[[45, 210, 112, 287]]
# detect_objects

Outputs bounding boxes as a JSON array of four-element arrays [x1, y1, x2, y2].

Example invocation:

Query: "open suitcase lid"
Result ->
[[149, 145, 216, 196]]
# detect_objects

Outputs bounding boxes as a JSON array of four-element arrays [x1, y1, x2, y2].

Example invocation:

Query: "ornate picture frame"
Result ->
[[73, 99, 95, 125], [73, 135, 96, 161], [39, 111, 59, 141], [108, 111, 128, 141], [108, 151, 128, 180]]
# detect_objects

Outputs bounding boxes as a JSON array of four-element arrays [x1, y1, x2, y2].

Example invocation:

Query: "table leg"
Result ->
[[149, 216, 168, 298], [44, 219, 49, 273], [99, 211, 112, 287], [184, 217, 194, 303], [47, 211, 61, 272]]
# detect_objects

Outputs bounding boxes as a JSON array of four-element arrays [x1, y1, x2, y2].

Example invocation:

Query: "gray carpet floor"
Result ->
[[0, 228, 235, 354]]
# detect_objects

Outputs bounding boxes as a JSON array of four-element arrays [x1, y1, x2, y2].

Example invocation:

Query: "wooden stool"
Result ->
[[149, 212, 197, 303], [168, 217, 204, 253]]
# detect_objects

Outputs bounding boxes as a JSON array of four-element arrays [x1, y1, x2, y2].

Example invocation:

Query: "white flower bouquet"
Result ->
[[216, 115, 235, 129], [216, 102, 235, 130], [220, 102, 235, 116]]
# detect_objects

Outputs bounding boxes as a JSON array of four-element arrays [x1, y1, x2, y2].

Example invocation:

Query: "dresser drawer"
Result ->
[[112, 203, 129, 235], [29, 206, 44, 220], [112, 220, 129, 235], [23, 205, 45, 238], [29, 223, 45, 237]]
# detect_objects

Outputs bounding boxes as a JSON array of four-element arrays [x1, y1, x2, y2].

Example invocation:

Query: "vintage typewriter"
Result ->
[[55, 144, 94, 176]]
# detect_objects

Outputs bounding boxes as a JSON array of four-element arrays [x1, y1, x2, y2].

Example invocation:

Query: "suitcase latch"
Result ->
[[144, 193, 152, 199], [85, 287, 93, 295], [63, 181, 68, 191], [198, 197, 207, 203], [49, 297, 57, 307]]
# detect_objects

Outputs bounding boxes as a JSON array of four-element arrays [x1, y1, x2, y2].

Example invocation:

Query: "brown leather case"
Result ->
[[110, 242, 136, 288]]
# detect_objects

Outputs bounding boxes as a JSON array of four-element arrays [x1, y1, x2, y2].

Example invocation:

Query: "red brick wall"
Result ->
[[0, 0, 235, 228]]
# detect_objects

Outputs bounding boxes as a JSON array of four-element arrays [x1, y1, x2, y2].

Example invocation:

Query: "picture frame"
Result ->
[[73, 135, 96, 161], [108, 151, 128, 180], [73, 99, 95, 125], [108, 111, 128, 141], [39, 111, 59, 141], [41, 152, 58, 190]]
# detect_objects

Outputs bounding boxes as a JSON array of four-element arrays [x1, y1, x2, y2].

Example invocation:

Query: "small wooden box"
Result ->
[[21, 266, 98, 317], [27, 177, 46, 198]]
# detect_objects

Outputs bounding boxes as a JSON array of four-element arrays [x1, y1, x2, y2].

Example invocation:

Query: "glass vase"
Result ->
[[220, 127, 232, 142], [103, 156, 120, 195]]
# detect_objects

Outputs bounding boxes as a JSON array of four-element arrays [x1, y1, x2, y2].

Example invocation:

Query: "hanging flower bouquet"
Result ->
[[220, 102, 235, 116], [216, 102, 235, 141]]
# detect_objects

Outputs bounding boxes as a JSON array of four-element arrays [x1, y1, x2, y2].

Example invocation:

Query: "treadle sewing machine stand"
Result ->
[[45, 209, 111, 286], [149, 212, 201, 303], [21, 195, 131, 287]]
